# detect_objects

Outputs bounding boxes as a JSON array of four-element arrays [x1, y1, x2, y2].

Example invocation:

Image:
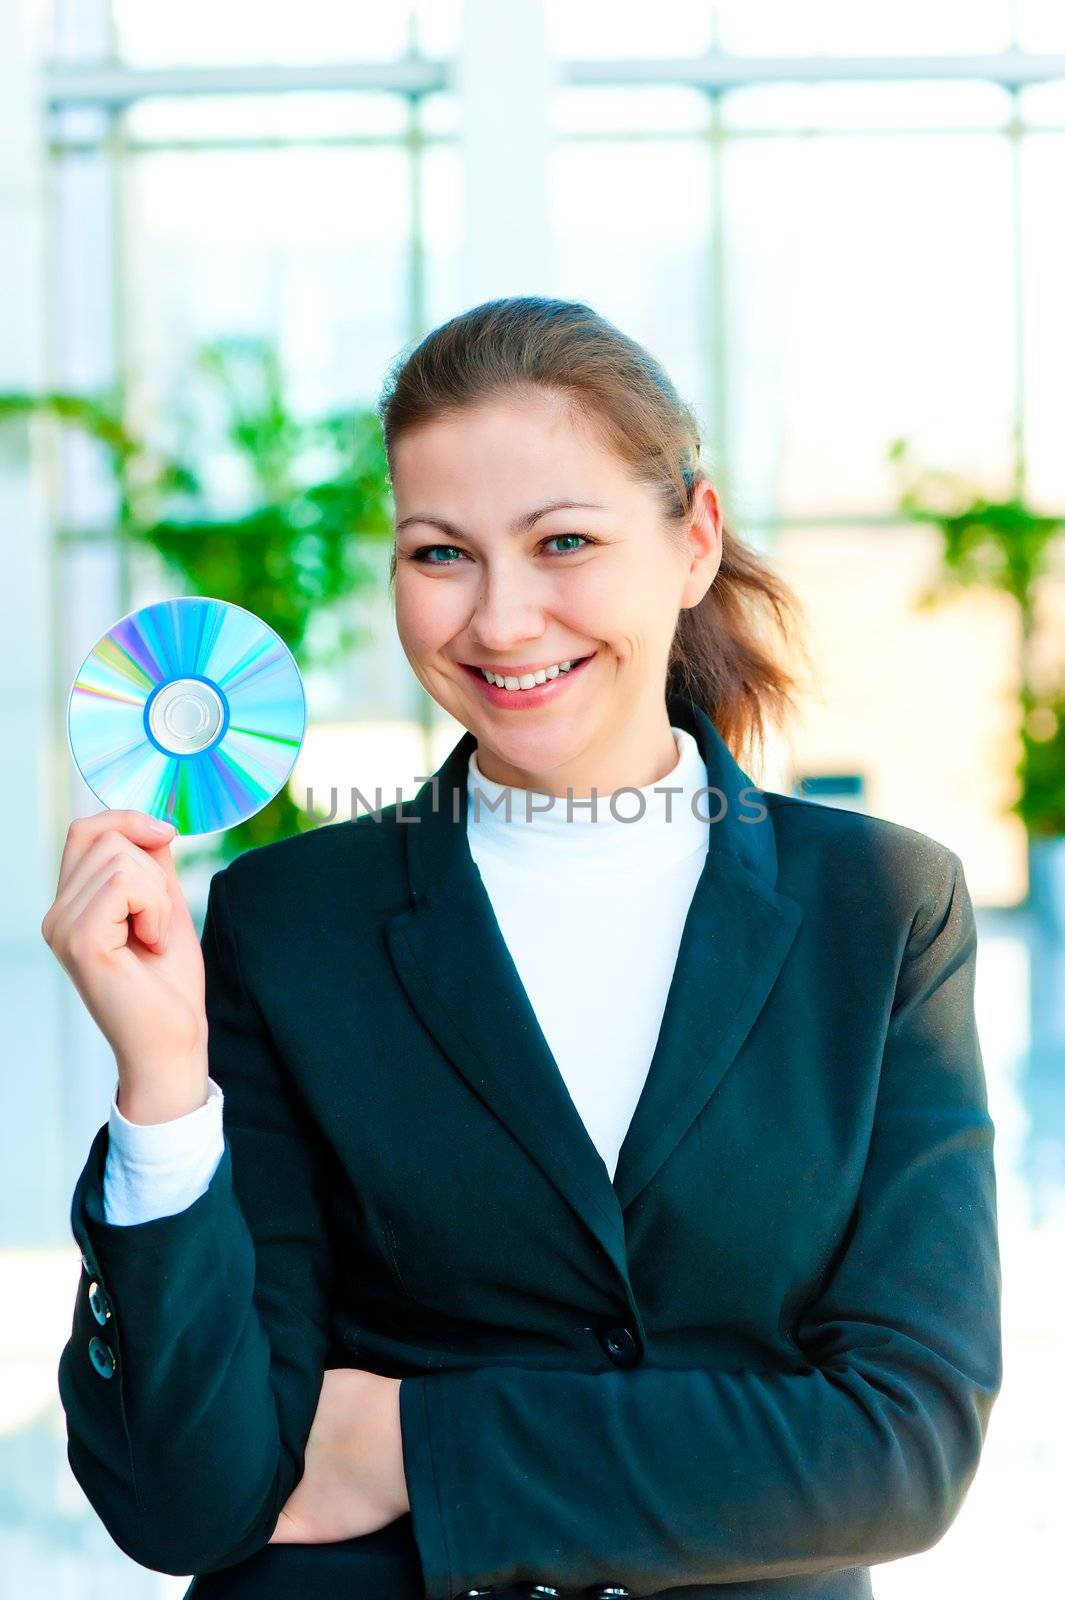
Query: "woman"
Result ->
[[45, 297, 1002, 1600]]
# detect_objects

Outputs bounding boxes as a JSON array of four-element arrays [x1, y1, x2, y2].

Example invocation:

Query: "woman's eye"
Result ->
[[412, 544, 464, 565], [411, 534, 592, 565]]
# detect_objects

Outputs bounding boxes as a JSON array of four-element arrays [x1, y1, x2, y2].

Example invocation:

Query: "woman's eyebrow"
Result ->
[[395, 500, 606, 539]]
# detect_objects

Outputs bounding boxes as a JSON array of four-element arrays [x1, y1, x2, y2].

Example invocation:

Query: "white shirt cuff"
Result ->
[[103, 1076, 226, 1226]]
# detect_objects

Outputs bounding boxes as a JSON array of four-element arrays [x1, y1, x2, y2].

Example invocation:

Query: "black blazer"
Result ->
[[58, 690, 1003, 1600]]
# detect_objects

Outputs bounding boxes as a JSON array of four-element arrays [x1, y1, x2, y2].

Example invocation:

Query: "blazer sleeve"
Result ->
[[57, 865, 335, 1577], [397, 848, 1004, 1599]]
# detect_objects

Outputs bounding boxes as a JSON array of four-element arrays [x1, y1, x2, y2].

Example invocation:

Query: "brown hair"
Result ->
[[377, 296, 809, 770]]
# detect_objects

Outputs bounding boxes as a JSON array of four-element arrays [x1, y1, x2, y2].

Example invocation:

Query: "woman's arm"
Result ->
[[57, 866, 336, 1577], [398, 848, 1004, 1598]]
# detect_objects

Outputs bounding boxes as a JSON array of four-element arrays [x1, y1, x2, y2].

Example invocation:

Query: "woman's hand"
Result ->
[[41, 810, 209, 1122], [267, 1368, 409, 1545]]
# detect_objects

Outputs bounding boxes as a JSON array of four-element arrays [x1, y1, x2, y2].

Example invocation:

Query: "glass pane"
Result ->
[[721, 80, 1011, 133], [771, 523, 1026, 907], [121, 143, 412, 437], [411, 0, 462, 57], [1020, 131, 1065, 507], [1020, 78, 1065, 127], [123, 92, 411, 142], [553, 85, 709, 136], [722, 130, 1016, 521], [113, 0, 417, 66], [49, 106, 111, 144], [420, 89, 461, 136], [1016, 0, 1065, 50], [421, 143, 465, 332], [50, 0, 110, 64], [545, 0, 716, 58], [60, 542, 126, 711], [714, 0, 1013, 55], [52, 154, 115, 388], [52, 150, 121, 529], [551, 136, 713, 415]]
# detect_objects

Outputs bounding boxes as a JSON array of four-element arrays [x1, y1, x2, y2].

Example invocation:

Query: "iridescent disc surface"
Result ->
[[67, 597, 307, 836]]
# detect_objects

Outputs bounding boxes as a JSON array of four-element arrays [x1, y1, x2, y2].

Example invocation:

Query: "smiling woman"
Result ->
[[53, 294, 1001, 1600]]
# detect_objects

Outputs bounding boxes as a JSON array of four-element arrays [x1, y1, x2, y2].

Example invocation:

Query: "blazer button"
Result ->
[[599, 1323, 640, 1367], [88, 1336, 116, 1378], [88, 1281, 112, 1326]]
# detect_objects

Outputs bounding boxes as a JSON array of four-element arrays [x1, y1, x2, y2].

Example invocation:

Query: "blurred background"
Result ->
[[2, 0, 1064, 1593]]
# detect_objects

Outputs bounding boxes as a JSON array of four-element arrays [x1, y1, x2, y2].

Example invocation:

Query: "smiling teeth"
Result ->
[[480, 660, 579, 689]]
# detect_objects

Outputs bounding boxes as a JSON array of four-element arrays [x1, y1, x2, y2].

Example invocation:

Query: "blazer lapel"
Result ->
[[383, 691, 803, 1281]]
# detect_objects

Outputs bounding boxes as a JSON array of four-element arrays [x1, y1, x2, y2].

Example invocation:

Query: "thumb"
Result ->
[[137, 813, 180, 874], [138, 812, 177, 841]]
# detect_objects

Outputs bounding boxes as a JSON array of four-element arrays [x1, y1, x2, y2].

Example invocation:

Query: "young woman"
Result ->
[[45, 297, 1002, 1600]]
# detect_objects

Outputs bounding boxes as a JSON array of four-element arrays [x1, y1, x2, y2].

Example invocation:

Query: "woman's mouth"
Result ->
[[459, 653, 595, 708]]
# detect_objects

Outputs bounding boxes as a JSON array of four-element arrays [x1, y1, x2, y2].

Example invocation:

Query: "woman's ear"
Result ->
[[680, 479, 723, 607]]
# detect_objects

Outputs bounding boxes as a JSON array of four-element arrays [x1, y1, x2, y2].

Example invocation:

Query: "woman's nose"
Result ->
[[467, 572, 549, 648]]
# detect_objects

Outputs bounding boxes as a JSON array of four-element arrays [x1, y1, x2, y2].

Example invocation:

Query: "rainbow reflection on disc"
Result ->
[[67, 597, 307, 836]]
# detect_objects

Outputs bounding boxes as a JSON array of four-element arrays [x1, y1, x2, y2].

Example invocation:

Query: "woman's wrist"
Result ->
[[114, 1068, 210, 1125]]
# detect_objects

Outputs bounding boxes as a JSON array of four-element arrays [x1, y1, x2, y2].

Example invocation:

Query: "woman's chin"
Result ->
[[472, 726, 592, 786]]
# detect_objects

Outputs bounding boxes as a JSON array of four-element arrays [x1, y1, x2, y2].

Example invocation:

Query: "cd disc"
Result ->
[[67, 597, 307, 836]]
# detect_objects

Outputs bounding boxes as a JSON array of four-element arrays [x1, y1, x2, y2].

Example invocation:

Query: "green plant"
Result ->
[[890, 438, 1065, 839], [1, 335, 394, 861], [1017, 690, 1065, 840]]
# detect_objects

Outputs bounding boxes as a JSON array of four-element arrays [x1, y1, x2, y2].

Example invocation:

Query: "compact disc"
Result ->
[[67, 597, 307, 836]]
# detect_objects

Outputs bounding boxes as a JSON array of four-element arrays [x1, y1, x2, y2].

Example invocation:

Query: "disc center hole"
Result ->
[[164, 696, 209, 738]]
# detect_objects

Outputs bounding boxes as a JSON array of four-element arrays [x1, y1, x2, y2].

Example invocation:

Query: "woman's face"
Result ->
[[390, 386, 721, 795]]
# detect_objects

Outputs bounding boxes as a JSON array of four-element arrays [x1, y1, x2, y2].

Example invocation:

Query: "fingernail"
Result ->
[[149, 818, 175, 835]]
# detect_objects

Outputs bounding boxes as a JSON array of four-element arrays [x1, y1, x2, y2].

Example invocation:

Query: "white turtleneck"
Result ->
[[464, 725, 709, 1180], [101, 725, 711, 1224]]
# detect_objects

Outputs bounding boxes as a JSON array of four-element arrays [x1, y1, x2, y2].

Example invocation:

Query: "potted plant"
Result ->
[[889, 438, 1065, 931], [1, 335, 394, 867]]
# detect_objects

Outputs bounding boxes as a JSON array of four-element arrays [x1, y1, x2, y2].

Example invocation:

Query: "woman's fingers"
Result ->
[[52, 810, 175, 898], [47, 838, 172, 957], [41, 809, 207, 1086]]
